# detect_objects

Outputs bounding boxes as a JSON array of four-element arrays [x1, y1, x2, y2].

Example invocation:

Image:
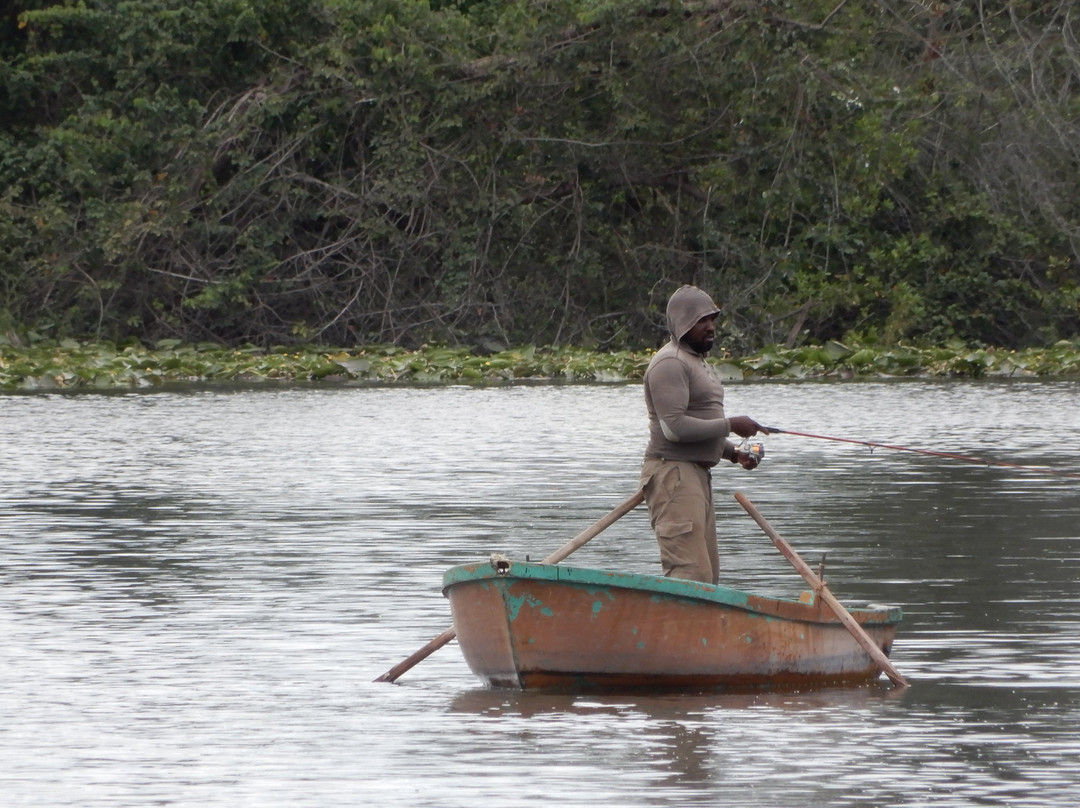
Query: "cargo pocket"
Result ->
[[655, 519, 697, 569]]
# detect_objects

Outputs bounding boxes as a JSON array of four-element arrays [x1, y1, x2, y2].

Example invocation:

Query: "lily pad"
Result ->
[[714, 362, 744, 381]]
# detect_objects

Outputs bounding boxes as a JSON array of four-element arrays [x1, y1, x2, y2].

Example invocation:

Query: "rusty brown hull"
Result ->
[[443, 561, 902, 692]]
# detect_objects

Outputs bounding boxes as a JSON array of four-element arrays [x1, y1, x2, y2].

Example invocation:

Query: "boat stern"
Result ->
[[443, 561, 524, 688]]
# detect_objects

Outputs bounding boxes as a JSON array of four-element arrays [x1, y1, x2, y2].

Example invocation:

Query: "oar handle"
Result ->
[[373, 489, 646, 684], [734, 492, 909, 689]]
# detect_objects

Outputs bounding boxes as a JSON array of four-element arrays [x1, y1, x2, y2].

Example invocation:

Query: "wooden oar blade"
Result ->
[[373, 625, 457, 683]]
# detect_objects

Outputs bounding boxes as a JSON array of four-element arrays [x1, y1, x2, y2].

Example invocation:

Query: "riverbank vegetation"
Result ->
[[4, 1, 1079, 355], [3, 338, 1078, 390]]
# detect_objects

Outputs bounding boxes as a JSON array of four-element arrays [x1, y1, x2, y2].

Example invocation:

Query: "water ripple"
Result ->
[[1, 380, 1078, 807]]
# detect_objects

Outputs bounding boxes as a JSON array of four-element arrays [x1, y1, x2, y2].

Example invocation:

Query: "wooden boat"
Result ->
[[443, 558, 902, 692]]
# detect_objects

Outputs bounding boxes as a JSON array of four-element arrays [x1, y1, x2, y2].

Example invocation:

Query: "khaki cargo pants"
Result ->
[[639, 458, 718, 585]]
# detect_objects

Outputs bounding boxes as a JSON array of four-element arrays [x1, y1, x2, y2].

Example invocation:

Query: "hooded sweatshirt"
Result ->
[[642, 285, 735, 467]]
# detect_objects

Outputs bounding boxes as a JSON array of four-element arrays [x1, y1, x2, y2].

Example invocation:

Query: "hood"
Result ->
[[665, 285, 721, 342]]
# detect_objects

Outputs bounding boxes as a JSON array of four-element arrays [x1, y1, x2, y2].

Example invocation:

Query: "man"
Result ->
[[640, 284, 773, 585]]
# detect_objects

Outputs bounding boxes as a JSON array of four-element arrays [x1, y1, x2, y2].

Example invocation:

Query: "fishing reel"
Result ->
[[740, 438, 765, 462]]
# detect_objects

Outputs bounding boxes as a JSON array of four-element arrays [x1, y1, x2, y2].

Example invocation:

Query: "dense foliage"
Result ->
[[3, 0, 1079, 351], [4, 337, 1079, 391]]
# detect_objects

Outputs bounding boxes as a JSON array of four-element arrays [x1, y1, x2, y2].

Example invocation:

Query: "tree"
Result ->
[[2, 0, 1077, 349]]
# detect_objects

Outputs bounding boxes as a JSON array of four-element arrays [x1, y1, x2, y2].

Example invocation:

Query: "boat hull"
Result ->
[[443, 561, 902, 692]]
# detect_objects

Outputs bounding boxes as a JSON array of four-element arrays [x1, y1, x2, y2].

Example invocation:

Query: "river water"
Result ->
[[2, 379, 1079, 807]]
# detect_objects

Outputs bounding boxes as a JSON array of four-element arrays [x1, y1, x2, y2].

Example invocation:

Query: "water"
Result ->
[[2, 379, 1078, 807]]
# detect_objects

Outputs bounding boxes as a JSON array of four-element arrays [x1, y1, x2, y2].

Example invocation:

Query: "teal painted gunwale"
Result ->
[[442, 561, 903, 625]]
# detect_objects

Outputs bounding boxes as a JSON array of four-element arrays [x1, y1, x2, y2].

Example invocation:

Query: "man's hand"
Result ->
[[733, 450, 761, 470], [728, 416, 774, 438]]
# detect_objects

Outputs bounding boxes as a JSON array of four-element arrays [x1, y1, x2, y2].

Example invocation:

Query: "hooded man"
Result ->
[[640, 285, 772, 584]]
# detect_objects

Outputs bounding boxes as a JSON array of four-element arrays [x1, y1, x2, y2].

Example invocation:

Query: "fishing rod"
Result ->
[[763, 427, 1080, 481]]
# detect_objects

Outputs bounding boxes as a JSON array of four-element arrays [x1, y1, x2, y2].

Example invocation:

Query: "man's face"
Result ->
[[683, 314, 718, 354]]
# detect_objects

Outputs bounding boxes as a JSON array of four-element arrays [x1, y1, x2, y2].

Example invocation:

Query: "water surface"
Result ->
[[2, 380, 1079, 807]]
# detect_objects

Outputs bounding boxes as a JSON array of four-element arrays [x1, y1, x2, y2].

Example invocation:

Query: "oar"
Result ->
[[373, 488, 646, 684], [734, 491, 910, 689]]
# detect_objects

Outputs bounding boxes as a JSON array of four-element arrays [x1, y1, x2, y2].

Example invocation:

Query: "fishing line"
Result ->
[[766, 427, 1080, 480]]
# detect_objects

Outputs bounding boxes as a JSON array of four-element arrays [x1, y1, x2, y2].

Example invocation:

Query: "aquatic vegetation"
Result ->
[[1, 338, 1078, 391]]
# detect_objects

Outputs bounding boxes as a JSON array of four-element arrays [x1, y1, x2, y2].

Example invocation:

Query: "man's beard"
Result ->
[[683, 336, 714, 354]]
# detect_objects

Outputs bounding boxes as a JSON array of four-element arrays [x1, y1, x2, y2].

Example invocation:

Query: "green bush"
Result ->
[[1, 0, 1078, 350]]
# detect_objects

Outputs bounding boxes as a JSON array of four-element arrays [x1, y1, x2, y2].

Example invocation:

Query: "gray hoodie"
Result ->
[[642, 286, 735, 466], [665, 284, 721, 342]]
